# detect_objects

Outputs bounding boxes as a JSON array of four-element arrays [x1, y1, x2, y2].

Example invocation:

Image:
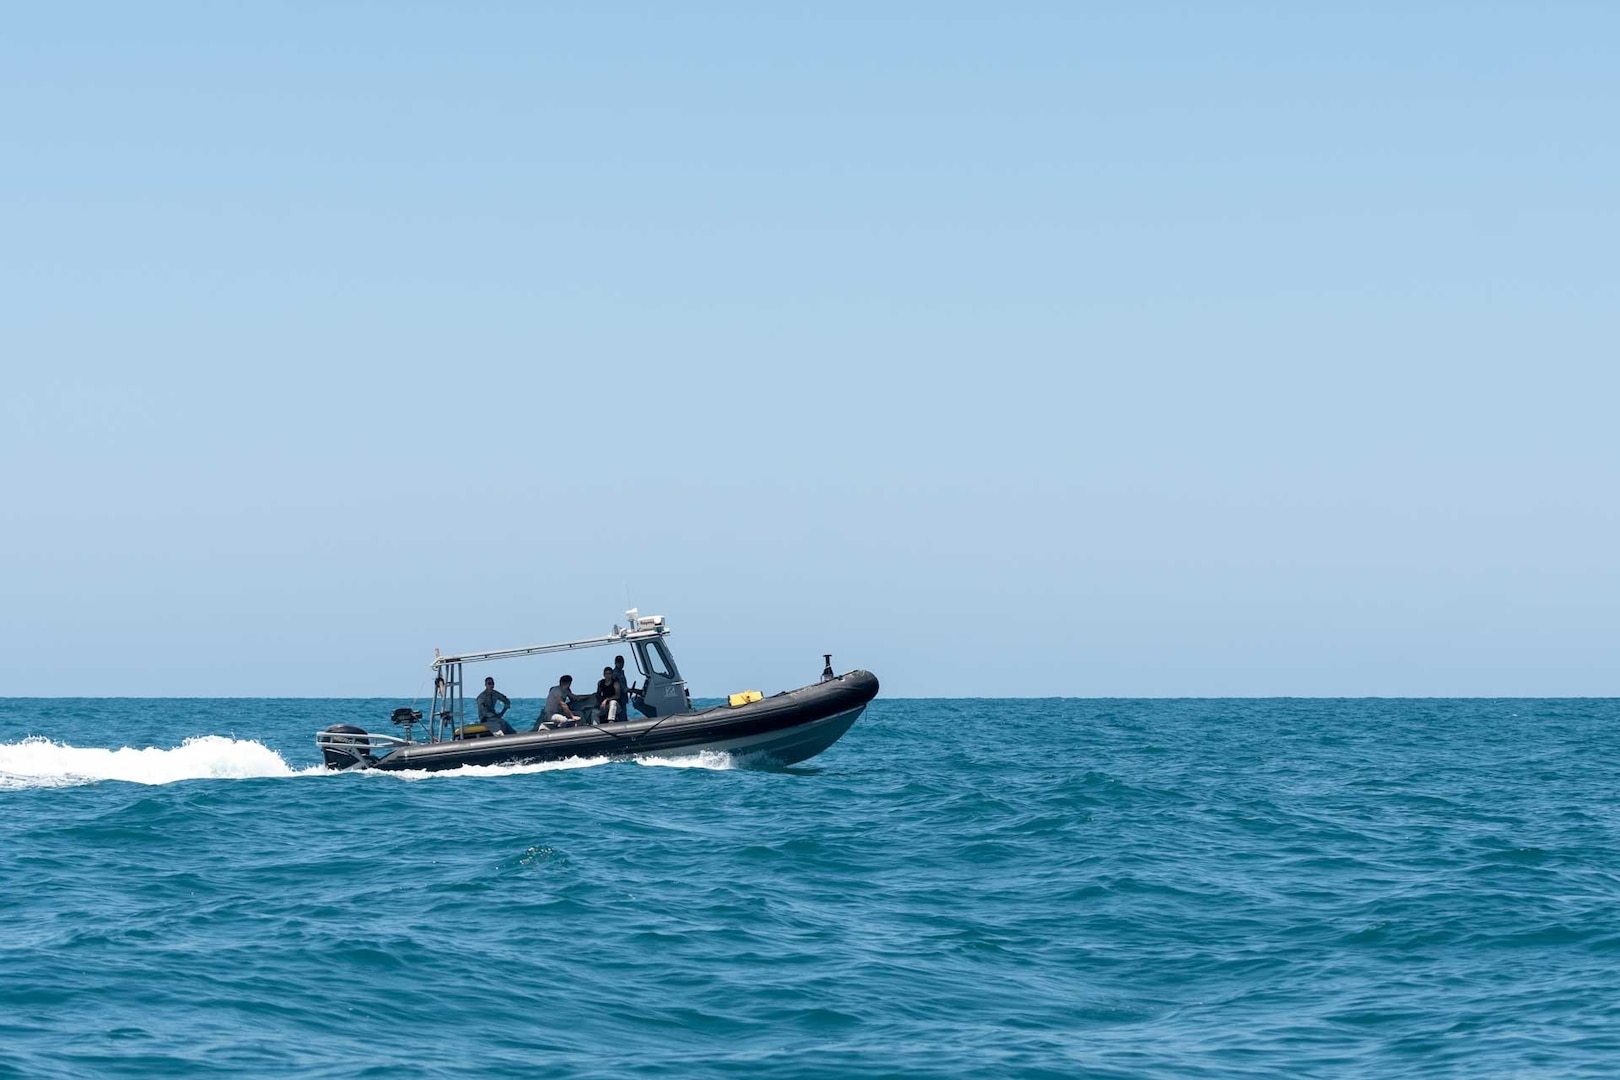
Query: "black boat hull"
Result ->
[[330, 670, 878, 772]]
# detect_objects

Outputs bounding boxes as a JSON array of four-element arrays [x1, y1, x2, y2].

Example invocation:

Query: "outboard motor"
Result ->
[[821, 654, 835, 682], [320, 724, 376, 770]]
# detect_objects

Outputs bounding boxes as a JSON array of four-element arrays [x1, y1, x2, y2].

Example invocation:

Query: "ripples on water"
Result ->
[[2, 697, 1617, 1078]]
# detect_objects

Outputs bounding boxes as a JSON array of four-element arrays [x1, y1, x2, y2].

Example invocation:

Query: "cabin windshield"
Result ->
[[637, 639, 677, 679]]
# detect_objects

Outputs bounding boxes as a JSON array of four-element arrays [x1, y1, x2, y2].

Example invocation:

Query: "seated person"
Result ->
[[475, 676, 515, 735], [538, 675, 580, 729], [596, 666, 622, 723]]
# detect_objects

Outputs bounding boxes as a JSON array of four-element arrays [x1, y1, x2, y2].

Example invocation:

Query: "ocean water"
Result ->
[[2, 698, 1618, 1079]]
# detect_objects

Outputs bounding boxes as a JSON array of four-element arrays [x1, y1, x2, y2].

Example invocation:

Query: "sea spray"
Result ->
[[0, 734, 306, 789]]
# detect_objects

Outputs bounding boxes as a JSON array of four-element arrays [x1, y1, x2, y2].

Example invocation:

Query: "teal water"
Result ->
[[2, 698, 1618, 1078]]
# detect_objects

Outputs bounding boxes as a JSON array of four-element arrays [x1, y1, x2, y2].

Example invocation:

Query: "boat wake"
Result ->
[[380, 756, 615, 781], [0, 735, 315, 790], [0, 737, 741, 790], [635, 750, 737, 770], [372, 749, 737, 781]]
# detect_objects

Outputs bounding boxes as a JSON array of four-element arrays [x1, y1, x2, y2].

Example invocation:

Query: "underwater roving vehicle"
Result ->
[[316, 611, 878, 772]]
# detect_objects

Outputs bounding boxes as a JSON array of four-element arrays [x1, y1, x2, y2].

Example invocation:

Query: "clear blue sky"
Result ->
[[3, 3, 1616, 697]]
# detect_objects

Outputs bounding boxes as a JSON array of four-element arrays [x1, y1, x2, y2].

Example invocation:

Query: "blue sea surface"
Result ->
[[2, 697, 1618, 1078]]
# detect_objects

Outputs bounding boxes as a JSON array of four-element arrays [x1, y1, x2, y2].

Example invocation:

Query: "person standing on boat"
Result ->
[[476, 676, 515, 735], [612, 655, 632, 719], [539, 675, 580, 728]]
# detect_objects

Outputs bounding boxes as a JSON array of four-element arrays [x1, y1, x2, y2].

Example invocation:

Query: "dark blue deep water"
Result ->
[[3, 698, 1619, 1078]]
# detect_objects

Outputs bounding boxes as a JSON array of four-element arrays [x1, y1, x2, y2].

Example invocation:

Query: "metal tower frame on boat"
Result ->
[[420, 610, 689, 743]]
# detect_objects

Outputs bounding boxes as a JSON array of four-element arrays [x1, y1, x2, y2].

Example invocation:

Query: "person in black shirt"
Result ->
[[597, 666, 622, 723]]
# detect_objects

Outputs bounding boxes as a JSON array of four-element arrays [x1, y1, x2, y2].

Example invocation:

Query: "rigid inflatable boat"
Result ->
[[316, 611, 878, 772]]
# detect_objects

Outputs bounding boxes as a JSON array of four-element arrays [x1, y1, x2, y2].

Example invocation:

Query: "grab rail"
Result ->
[[315, 730, 410, 750]]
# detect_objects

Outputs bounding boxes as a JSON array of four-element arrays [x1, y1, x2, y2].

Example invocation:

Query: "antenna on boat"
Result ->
[[821, 654, 834, 682]]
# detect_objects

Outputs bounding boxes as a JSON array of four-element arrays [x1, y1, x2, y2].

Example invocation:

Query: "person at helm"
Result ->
[[612, 654, 633, 719]]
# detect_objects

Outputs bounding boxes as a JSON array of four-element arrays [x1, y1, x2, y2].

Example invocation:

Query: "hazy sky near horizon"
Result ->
[[3, 3, 1617, 697]]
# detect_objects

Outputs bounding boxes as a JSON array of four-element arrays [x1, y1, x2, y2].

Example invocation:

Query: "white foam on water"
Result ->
[[372, 749, 738, 780], [0, 735, 315, 790], [377, 755, 614, 782], [633, 750, 736, 770], [0, 737, 739, 790]]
